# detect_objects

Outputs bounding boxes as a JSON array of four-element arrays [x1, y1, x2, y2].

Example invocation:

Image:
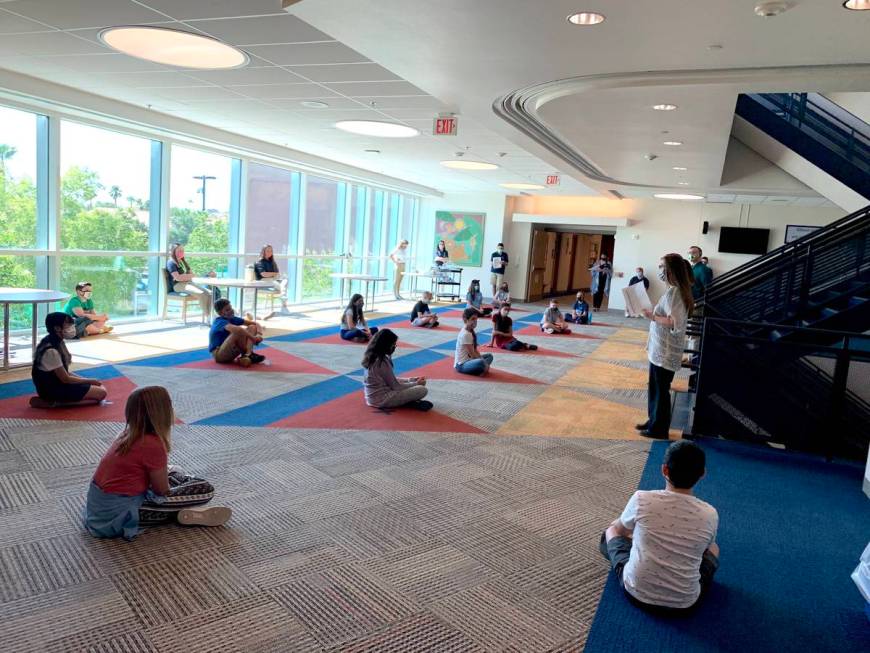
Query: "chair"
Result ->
[[161, 273, 200, 324]]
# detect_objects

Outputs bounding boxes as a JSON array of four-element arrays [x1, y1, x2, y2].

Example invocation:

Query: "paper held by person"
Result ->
[[623, 282, 652, 317]]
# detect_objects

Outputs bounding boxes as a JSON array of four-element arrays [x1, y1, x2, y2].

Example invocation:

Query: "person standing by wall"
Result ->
[[489, 243, 509, 297], [434, 240, 449, 266], [390, 239, 409, 300], [590, 253, 613, 312], [687, 246, 713, 301], [626, 267, 651, 317], [637, 253, 694, 439]]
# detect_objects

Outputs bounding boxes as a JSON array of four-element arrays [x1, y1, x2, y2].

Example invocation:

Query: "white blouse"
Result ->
[[647, 286, 688, 372]]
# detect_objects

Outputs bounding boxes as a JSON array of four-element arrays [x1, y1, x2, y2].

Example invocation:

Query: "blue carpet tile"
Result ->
[[585, 438, 870, 653]]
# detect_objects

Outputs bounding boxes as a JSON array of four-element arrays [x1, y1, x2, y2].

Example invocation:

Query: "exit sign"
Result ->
[[546, 174, 560, 186], [433, 116, 458, 136]]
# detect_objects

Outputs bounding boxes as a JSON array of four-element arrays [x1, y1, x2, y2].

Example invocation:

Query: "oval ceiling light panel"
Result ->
[[300, 100, 329, 108], [99, 26, 248, 69], [672, 166, 688, 171], [652, 104, 678, 111], [663, 141, 683, 146], [843, 0, 870, 9], [440, 160, 499, 170], [567, 12, 605, 25], [501, 182, 546, 190], [654, 193, 704, 200], [335, 120, 419, 138]]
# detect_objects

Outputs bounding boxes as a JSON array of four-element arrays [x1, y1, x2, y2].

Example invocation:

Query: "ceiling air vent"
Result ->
[[608, 189, 625, 199]]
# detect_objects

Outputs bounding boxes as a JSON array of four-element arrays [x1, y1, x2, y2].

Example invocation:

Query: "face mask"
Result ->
[[688, 252, 697, 262], [63, 326, 76, 339], [636, 272, 643, 278], [497, 248, 504, 253], [82, 291, 92, 298], [658, 269, 667, 282]]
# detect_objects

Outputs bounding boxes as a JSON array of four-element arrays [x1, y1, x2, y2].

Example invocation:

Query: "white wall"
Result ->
[[416, 192, 508, 295], [825, 92, 870, 124]]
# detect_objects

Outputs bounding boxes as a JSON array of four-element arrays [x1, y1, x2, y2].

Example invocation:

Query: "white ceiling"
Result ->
[[0, 1, 867, 199], [0, 0, 592, 194]]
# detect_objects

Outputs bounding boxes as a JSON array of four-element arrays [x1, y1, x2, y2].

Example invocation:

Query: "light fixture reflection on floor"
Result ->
[[663, 141, 683, 146], [440, 160, 499, 170], [99, 26, 248, 69], [843, 0, 870, 9], [672, 166, 688, 171], [652, 104, 678, 111], [335, 120, 419, 138], [567, 12, 605, 25], [501, 182, 546, 190], [654, 193, 704, 200]]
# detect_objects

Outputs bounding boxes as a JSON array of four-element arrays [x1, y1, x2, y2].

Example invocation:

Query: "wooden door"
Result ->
[[542, 232, 557, 296], [527, 228, 549, 300], [555, 234, 574, 292]]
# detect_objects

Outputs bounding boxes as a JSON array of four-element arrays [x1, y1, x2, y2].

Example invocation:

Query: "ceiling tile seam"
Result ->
[[0, 5, 61, 31], [129, 0, 177, 22]]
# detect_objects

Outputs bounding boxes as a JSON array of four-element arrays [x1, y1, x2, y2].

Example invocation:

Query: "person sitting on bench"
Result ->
[[209, 298, 265, 367], [29, 312, 107, 408], [599, 440, 720, 613]]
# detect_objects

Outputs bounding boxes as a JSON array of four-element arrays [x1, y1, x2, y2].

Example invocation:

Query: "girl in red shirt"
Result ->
[[85, 386, 231, 540]]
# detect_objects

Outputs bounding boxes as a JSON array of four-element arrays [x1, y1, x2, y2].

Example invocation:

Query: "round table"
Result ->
[[0, 288, 70, 371]]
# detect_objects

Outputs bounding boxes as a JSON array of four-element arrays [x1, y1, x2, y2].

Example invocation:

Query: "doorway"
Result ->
[[525, 228, 615, 304]]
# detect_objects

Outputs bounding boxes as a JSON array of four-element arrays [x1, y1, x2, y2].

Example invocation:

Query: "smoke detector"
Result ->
[[754, 2, 792, 17]]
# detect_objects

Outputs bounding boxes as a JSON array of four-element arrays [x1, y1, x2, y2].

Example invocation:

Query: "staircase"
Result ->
[[690, 204, 870, 460]]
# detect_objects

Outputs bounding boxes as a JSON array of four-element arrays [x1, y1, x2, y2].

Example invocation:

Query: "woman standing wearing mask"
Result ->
[[590, 254, 613, 312], [637, 254, 693, 438]]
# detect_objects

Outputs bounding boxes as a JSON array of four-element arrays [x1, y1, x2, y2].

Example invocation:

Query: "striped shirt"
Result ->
[[647, 286, 688, 372]]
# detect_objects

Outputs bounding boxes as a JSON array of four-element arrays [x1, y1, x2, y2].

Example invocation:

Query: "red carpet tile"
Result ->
[[480, 343, 577, 358], [0, 376, 141, 423], [401, 355, 544, 385], [180, 346, 335, 375], [270, 390, 486, 433], [514, 324, 603, 339], [377, 319, 460, 333], [305, 333, 418, 348]]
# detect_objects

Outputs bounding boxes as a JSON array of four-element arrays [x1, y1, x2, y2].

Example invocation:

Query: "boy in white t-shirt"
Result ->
[[599, 440, 720, 612]]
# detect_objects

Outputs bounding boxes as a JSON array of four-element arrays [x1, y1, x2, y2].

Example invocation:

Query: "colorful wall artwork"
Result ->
[[434, 211, 486, 267]]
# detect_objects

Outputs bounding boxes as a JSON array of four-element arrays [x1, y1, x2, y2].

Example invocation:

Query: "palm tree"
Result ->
[[127, 195, 136, 208], [109, 185, 122, 207]]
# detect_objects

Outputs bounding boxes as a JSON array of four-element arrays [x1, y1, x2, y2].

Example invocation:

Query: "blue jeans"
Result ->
[[456, 353, 493, 376], [340, 326, 378, 341]]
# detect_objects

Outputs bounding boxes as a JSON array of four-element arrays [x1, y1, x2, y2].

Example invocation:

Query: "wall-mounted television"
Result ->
[[718, 227, 770, 255]]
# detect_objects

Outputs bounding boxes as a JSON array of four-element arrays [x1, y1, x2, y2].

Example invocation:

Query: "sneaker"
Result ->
[[528, 344, 538, 351], [635, 422, 649, 431], [411, 399, 434, 411], [625, 312, 630, 318], [249, 353, 266, 364], [432, 321, 440, 327], [237, 356, 252, 368], [177, 505, 232, 527], [101, 325, 114, 334], [244, 312, 254, 322], [544, 328, 555, 334]]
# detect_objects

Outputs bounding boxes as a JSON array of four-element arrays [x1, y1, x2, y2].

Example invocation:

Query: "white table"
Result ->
[[192, 277, 277, 323], [0, 288, 70, 371], [330, 273, 387, 311], [405, 271, 437, 298]]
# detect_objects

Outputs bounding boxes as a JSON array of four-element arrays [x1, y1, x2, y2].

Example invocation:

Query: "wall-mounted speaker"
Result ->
[[702, 220, 709, 235]]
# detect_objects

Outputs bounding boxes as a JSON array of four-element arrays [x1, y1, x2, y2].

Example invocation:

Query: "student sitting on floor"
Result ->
[[455, 307, 493, 376], [64, 281, 112, 337], [490, 303, 537, 351], [362, 329, 433, 411], [85, 386, 231, 540], [599, 440, 720, 613], [29, 312, 107, 409], [564, 291, 591, 325], [209, 298, 266, 367], [492, 282, 511, 310], [465, 279, 493, 317], [540, 299, 572, 334], [341, 293, 379, 342], [410, 291, 439, 327]]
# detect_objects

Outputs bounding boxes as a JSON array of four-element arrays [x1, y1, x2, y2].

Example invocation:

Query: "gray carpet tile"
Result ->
[[335, 612, 482, 653]]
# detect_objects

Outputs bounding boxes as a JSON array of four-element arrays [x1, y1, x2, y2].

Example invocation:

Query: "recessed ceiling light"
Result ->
[[663, 141, 683, 146], [654, 193, 704, 201], [335, 120, 419, 138], [501, 182, 546, 190], [440, 160, 499, 171], [672, 166, 688, 171], [99, 26, 248, 69], [567, 12, 605, 25], [652, 104, 678, 111], [843, 0, 870, 8], [678, 181, 690, 186], [364, 149, 380, 154], [300, 100, 329, 108]]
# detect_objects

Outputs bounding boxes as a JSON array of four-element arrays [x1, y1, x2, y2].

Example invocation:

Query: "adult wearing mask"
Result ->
[[626, 267, 650, 317], [637, 254, 694, 439], [490, 243, 509, 297], [590, 254, 613, 312], [389, 239, 409, 300], [687, 246, 713, 301]]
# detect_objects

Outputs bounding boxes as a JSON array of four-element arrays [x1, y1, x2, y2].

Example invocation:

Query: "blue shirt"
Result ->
[[209, 315, 245, 351], [573, 300, 589, 316], [466, 291, 484, 308]]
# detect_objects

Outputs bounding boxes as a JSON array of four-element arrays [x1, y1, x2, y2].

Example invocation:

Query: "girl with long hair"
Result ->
[[255, 244, 290, 309], [85, 386, 230, 540], [434, 239, 449, 265], [361, 329, 431, 410], [29, 312, 107, 408], [637, 253, 694, 438], [340, 293, 378, 342], [165, 242, 216, 321], [455, 307, 493, 376], [465, 279, 492, 316]]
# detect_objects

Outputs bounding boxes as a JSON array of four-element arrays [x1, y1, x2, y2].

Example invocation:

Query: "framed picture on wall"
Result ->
[[785, 224, 820, 244], [434, 210, 486, 266]]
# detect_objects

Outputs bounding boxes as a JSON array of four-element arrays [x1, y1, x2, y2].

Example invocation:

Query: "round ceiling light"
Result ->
[[652, 104, 678, 111], [335, 120, 419, 138], [501, 182, 546, 190], [654, 193, 704, 201], [99, 26, 248, 69], [567, 12, 605, 25], [663, 141, 683, 146], [843, 0, 870, 9], [300, 100, 329, 108], [440, 160, 499, 171]]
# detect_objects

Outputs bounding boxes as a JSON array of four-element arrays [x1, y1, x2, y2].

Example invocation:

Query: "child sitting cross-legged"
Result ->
[[85, 386, 231, 540], [410, 290, 439, 327], [491, 282, 511, 310], [540, 299, 572, 334], [564, 291, 591, 325], [341, 293, 379, 342], [490, 303, 537, 351], [455, 308, 493, 376], [362, 329, 433, 411], [209, 298, 266, 367]]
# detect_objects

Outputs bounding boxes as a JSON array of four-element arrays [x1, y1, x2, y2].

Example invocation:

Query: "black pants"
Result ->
[[647, 363, 676, 436], [593, 284, 606, 309]]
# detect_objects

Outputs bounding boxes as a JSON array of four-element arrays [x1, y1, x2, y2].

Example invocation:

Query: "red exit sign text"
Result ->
[[433, 117, 458, 136]]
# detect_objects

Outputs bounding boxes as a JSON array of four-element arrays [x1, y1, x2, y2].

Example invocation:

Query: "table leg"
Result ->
[[369, 280, 376, 312], [253, 288, 259, 321], [239, 288, 246, 318], [2, 302, 9, 371], [31, 302, 38, 358]]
